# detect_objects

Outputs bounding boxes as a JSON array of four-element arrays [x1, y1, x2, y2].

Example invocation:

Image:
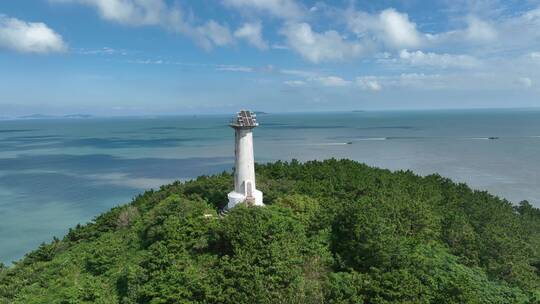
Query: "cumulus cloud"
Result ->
[[350, 73, 447, 90], [222, 0, 304, 20], [283, 71, 516, 92], [280, 69, 319, 78], [0, 15, 67, 54], [529, 52, 540, 61], [283, 76, 351, 88], [356, 77, 382, 91], [271, 43, 288, 50], [464, 16, 497, 42], [427, 16, 501, 51], [523, 7, 540, 22], [346, 7, 502, 53], [217, 65, 254, 72], [378, 9, 422, 48], [314, 76, 351, 87], [284, 72, 354, 88], [518, 77, 533, 88], [351, 73, 453, 91], [234, 22, 268, 49], [284, 80, 307, 87], [397, 73, 445, 89], [483, 7, 540, 55], [399, 49, 480, 68], [428, 16, 497, 46], [76, 46, 128, 55], [347, 8, 423, 49], [52, 0, 233, 50], [284, 73, 384, 89], [197, 20, 234, 48], [281, 22, 366, 63], [352, 71, 539, 92], [51, 0, 171, 26]]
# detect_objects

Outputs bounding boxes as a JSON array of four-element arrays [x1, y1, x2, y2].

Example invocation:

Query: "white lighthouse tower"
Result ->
[[226, 110, 264, 209]]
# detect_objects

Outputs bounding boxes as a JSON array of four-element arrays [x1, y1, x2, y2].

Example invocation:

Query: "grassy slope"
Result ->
[[0, 159, 539, 303]]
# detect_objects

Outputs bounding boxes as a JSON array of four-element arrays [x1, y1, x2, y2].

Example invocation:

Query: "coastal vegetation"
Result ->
[[1, 159, 539, 303]]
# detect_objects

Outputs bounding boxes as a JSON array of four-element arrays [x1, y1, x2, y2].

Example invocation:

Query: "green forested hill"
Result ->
[[1, 159, 539, 303]]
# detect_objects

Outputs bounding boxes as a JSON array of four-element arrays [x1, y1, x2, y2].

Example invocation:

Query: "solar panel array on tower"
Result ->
[[234, 110, 258, 127]]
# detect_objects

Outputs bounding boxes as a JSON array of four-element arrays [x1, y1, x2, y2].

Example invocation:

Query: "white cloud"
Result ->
[[399, 73, 439, 80], [77, 46, 128, 55], [356, 77, 382, 91], [51, 0, 171, 26], [285, 74, 352, 88], [271, 44, 288, 50], [290, 69, 535, 93], [280, 69, 319, 78], [0, 15, 67, 54], [127, 59, 160, 65], [347, 8, 422, 49], [393, 72, 506, 91], [222, 0, 304, 19], [197, 20, 234, 48], [281, 22, 366, 63], [523, 7, 540, 22], [464, 16, 497, 42], [425, 16, 497, 47], [518, 77, 533, 88], [234, 22, 268, 49], [284, 80, 306, 87], [217, 65, 254, 72], [346, 8, 501, 52], [530, 52, 540, 60], [483, 7, 540, 55], [350, 73, 447, 90], [52, 0, 233, 50], [314, 76, 351, 87], [55, 0, 177, 26], [378, 9, 422, 48], [399, 49, 480, 68], [352, 70, 539, 92]]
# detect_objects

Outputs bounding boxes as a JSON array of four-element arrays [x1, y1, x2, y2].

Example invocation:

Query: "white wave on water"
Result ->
[[356, 137, 387, 141], [307, 138, 388, 145], [311, 142, 351, 146], [292, 142, 350, 146]]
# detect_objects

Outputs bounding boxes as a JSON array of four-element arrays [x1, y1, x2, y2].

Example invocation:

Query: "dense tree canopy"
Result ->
[[1, 159, 539, 303]]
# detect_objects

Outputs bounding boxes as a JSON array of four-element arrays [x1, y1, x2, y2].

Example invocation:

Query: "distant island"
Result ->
[[17, 114, 57, 119], [0, 159, 539, 303], [14, 114, 93, 120], [63, 114, 93, 119]]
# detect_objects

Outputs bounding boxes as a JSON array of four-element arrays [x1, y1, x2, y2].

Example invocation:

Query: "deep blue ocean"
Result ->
[[1, 109, 540, 263]]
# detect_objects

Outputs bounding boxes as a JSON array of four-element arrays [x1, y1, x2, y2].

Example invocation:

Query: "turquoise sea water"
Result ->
[[1, 109, 540, 263]]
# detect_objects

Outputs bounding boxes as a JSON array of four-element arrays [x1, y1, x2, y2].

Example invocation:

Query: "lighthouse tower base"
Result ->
[[227, 189, 263, 210]]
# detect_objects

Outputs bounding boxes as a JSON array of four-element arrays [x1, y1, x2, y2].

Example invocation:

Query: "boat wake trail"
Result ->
[[356, 137, 387, 141]]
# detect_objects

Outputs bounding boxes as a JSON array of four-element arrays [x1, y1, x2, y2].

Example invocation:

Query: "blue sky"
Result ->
[[0, 0, 539, 115]]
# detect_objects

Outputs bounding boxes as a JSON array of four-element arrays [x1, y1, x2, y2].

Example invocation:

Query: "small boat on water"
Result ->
[[488, 137, 499, 140], [346, 141, 353, 145]]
